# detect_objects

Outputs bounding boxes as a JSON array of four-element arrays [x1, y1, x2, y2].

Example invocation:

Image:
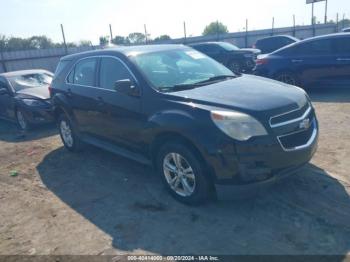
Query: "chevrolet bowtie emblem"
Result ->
[[299, 118, 311, 130]]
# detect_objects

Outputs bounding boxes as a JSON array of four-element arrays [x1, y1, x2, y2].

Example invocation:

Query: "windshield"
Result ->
[[9, 73, 53, 91], [130, 49, 235, 92], [218, 42, 240, 51]]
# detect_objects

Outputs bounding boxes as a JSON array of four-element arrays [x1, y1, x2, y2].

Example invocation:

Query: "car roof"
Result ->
[[189, 42, 225, 47], [300, 32, 350, 42], [61, 44, 189, 61], [271, 32, 350, 54], [0, 69, 53, 78], [257, 35, 299, 42]]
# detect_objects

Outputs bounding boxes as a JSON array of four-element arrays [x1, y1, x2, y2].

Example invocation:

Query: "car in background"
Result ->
[[189, 42, 260, 73], [254, 35, 299, 54], [0, 69, 54, 130], [342, 27, 350, 33], [51, 45, 318, 204], [254, 33, 350, 88]]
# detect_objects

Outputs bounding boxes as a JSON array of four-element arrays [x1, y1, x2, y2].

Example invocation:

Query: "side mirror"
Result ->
[[0, 87, 8, 95], [114, 79, 140, 97]]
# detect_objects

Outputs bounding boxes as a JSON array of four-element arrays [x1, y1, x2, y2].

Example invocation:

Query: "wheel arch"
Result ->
[[149, 131, 216, 182]]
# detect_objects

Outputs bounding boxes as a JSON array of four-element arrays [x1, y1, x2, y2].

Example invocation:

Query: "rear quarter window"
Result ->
[[55, 60, 71, 76]]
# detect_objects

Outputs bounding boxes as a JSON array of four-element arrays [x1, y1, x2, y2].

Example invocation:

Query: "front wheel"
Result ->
[[16, 109, 30, 131], [156, 142, 212, 205], [229, 61, 242, 74]]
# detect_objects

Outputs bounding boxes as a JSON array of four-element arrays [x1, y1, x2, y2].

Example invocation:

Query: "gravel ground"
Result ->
[[0, 88, 349, 256]]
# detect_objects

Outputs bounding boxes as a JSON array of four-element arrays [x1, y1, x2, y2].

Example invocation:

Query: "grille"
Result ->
[[277, 118, 316, 151], [270, 103, 311, 128]]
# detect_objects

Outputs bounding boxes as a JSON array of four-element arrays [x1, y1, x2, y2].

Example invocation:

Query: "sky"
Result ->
[[0, 0, 349, 45]]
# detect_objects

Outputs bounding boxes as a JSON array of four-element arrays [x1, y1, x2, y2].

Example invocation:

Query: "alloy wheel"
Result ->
[[60, 120, 74, 147], [16, 110, 27, 130], [163, 152, 196, 197]]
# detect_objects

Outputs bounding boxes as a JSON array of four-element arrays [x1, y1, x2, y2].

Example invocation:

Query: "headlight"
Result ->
[[22, 99, 46, 107], [211, 110, 267, 141]]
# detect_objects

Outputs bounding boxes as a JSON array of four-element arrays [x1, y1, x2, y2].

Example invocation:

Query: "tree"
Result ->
[[202, 21, 229, 36], [29, 36, 54, 49], [0, 35, 6, 50], [78, 40, 92, 47], [128, 32, 146, 44], [111, 36, 130, 45], [154, 35, 171, 42], [99, 36, 110, 46]]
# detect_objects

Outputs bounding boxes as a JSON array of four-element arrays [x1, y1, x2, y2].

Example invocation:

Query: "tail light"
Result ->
[[256, 58, 268, 65]]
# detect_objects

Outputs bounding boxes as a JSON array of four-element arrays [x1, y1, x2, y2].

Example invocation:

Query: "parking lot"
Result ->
[[0, 87, 349, 256]]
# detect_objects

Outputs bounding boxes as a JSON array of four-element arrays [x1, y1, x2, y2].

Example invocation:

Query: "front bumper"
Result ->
[[21, 106, 54, 125], [202, 114, 318, 188]]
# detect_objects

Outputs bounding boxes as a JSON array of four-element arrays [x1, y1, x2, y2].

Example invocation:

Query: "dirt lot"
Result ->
[[0, 88, 350, 256]]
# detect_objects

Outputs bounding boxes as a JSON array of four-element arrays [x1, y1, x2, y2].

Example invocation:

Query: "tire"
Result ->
[[58, 114, 83, 152], [275, 71, 301, 87], [229, 61, 242, 74], [156, 142, 212, 205], [16, 109, 30, 131]]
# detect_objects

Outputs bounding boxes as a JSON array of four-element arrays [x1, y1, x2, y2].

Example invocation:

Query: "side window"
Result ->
[[296, 39, 333, 56], [335, 37, 350, 54], [99, 57, 133, 90], [69, 58, 97, 86], [206, 45, 220, 53], [55, 60, 70, 76]]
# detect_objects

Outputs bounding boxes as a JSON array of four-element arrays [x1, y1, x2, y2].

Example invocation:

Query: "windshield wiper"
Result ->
[[158, 75, 237, 92], [196, 75, 237, 84]]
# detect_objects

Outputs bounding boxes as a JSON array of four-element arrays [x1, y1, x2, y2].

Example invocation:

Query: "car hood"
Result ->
[[165, 74, 308, 119], [15, 86, 50, 100]]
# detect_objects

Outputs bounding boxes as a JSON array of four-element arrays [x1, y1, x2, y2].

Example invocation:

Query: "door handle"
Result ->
[[337, 58, 350, 61], [292, 59, 303, 63]]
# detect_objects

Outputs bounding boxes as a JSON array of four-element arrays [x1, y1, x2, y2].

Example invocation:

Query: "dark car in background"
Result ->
[[254, 35, 299, 54], [342, 27, 350, 33], [51, 45, 318, 204], [189, 42, 260, 73], [254, 33, 350, 88], [0, 69, 54, 130]]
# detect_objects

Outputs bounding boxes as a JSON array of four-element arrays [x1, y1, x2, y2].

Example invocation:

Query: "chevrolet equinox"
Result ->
[[51, 45, 318, 204]]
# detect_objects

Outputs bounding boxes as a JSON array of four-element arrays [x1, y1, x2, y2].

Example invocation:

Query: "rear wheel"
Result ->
[[58, 114, 83, 152], [156, 142, 212, 205]]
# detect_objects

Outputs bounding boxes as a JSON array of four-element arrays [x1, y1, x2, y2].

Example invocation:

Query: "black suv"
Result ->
[[51, 45, 318, 204], [189, 42, 259, 73]]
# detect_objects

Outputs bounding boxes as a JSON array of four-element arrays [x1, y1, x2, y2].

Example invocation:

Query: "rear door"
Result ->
[[289, 39, 337, 87], [334, 36, 350, 86], [65, 57, 100, 133]]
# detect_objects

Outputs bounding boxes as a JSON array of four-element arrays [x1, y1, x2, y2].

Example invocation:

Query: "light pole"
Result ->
[[324, 0, 328, 23]]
